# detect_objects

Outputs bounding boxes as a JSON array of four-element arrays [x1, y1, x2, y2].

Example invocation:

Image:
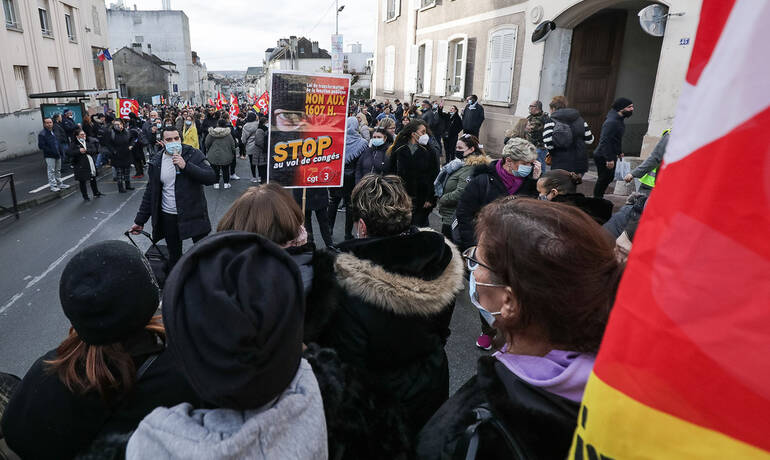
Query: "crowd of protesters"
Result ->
[[3, 92, 662, 459]]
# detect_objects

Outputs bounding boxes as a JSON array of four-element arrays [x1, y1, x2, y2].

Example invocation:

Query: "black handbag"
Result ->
[[124, 230, 170, 288]]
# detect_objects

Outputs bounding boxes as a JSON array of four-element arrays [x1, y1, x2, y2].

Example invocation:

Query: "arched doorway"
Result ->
[[540, 1, 666, 155]]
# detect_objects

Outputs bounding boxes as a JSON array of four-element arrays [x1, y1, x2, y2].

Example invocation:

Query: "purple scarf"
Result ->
[[496, 160, 524, 195]]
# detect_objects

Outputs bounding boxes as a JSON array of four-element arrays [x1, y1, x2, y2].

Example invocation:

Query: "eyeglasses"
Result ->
[[462, 246, 494, 272]]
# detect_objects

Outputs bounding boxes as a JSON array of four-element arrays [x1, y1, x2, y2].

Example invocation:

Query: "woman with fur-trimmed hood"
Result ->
[[305, 174, 465, 458]]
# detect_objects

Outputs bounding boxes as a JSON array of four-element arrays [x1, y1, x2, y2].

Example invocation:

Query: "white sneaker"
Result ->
[[50, 186, 61, 192], [230, 174, 240, 180], [59, 183, 70, 189], [223, 183, 232, 189], [250, 178, 259, 184], [213, 183, 220, 189]]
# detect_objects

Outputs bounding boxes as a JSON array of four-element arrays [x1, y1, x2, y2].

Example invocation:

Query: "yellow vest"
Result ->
[[639, 129, 670, 188]]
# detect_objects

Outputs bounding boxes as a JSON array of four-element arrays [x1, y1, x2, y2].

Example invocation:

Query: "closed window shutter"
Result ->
[[384, 46, 395, 91], [14, 66, 28, 110], [406, 44, 418, 94], [485, 29, 516, 102], [395, 0, 400, 18], [423, 40, 433, 95], [435, 40, 449, 97]]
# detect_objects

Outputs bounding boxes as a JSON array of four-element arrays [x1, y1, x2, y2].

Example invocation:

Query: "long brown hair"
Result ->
[[476, 198, 622, 353], [217, 183, 304, 245], [45, 315, 165, 401]]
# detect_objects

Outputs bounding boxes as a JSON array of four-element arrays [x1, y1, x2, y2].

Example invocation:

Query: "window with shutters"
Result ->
[[384, 46, 395, 92], [385, 0, 400, 22], [447, 35, 468, 98], [483, 26, 518, 103], [48, 67, 60, 92], [416, 41, 432, 95], [420, 0, 436, 9], [65, 11, 76, 41], [4, 0, 20, 28], [13, 65, 29, 110], [38, 7, 51, 36]]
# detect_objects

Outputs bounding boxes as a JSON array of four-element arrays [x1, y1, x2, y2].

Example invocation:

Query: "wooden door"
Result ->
[[565, 10, 626, 149]]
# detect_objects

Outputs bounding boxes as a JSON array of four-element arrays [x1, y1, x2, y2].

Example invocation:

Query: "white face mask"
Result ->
[[417, 133, 430, 145]]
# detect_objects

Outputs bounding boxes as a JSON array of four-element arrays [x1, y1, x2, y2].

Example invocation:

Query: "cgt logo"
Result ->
[[572, 406, 615, 460]]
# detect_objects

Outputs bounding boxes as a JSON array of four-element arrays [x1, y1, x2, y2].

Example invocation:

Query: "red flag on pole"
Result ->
[[255, 91, 270, 114], [229, 93, 240, 126], [570, 1, 770, 458]]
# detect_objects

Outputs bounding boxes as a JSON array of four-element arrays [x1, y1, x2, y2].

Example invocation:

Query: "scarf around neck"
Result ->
[[496, 160, 524, 195]]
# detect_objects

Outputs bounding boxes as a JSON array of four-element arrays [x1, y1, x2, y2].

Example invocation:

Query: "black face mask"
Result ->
[[455, 150, 465, 160], [622, 110, 634, 118]]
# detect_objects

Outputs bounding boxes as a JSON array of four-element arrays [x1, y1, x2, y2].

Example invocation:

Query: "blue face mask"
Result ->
[[514, 164, 533, 177], [538, 194, 549, 201], [469, 271, 502, 326], [165, 141, 182, 155], [370, 138, 385, 147], [185, 120, 192, 126]]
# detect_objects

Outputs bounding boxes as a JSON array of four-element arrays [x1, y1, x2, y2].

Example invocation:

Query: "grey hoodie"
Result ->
[[126, 359, 328, 460]]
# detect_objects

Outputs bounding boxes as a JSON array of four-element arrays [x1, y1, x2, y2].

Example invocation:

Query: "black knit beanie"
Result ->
[[612, 97, 633, 111], [162, 231, 305, 410], [59, 241, 159, 345]]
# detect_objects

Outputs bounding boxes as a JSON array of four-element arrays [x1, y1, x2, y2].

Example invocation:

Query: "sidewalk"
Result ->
[[0, 153, 111, 217]]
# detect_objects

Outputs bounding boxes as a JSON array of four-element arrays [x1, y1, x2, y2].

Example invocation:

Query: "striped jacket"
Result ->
[[543, 108, 594, 174]]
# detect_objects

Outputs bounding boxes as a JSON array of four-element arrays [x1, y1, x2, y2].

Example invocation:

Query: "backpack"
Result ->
[[550, 119, 574, 149]]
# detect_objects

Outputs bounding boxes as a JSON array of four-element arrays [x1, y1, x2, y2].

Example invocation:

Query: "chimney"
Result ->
[[131, 42, 142, 52], [133, 4, 137, 10], [312, 41, 319, 54], [147, 43, 152, 54]]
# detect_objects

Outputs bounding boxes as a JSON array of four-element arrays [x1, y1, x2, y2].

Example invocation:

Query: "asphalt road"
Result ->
[[0, 159, 486, 393]]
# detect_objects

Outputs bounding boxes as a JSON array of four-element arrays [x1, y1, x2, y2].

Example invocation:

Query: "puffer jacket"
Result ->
[[204, 127, 236, 166], [437, 154, 491, 227], [241, 121, 267, 166]]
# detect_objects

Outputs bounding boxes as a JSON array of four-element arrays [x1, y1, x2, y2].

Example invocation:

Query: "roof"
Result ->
[[114, 47, 175, 73], [265, 37, 331, 62], [29, 89, 119, 99], [246, 66, 263, 76]]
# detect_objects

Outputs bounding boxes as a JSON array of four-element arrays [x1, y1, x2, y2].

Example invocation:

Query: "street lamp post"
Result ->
[[336, 1, 345, 35]]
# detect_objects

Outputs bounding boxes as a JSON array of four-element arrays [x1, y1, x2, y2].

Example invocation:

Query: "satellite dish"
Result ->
[[638, 4, 669, 37], [531, 21, 556, 43]]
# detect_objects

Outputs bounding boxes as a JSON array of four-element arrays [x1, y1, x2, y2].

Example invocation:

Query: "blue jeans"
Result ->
[[536, 148, 548, 172]]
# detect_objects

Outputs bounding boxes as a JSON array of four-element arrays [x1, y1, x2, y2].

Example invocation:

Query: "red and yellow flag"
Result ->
[[570, 1, 770, 458]]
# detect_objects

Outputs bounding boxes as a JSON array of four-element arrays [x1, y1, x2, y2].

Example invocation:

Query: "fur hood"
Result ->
[[334, 229, 465, 317], [207, 126, 231, 138], [463, 154, 491, 167]]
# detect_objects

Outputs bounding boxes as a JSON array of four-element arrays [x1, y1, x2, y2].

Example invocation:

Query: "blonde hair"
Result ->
[[350, 174, 412, 237], [355, 112, 368, 127], [377, 117, 396, 131]]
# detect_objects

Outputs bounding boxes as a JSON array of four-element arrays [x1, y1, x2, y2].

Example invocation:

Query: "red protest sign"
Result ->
[[267, 71, 351, 188], [117, 98, 139, 119]]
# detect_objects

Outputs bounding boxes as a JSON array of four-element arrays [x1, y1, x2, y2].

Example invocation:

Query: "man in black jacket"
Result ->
[[130, 126, 216, 268], [461, 95, 485, 137], [593, 97, 633, 198]]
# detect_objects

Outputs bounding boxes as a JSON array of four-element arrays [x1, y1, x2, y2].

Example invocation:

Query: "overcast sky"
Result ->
[[110, 0, 377, 70]]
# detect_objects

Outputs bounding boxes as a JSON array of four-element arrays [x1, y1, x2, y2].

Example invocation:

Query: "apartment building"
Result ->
[[373, 0, 702, 156]]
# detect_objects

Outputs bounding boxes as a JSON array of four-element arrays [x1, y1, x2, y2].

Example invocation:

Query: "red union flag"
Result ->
[[117, 98, 139, 119], [255, 91, 270, 113], [570, 1, 770, 458]]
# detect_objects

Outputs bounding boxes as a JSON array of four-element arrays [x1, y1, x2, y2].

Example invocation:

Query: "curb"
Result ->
[[0, 169, 115, 218]]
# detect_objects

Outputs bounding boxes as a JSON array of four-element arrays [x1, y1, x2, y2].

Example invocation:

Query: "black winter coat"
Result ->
[[355, 143, 392, 183], [545, 108, 593, 174], [416, 357, 580, 460], [106, 128, 133, 168], [134, 144, 216, 241], [461, 103, 485, 135], [445, 112, 463, 139], [389, 143, 439, 207], [0, 331, 201, 460], [293, 188, 329, 211], [552, 193, 614, 225], [67, 139, 99, 182], [593, 110, 626, 162], [305, 229, 465, 454], [455, 160, 538, 250]]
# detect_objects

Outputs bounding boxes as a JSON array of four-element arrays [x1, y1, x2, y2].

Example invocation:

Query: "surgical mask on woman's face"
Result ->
[[370, 137, 385, 147], [455, 150, 466, 160], [417, 133, 430, 145], [185, 120, 192, 126], [514, 164, 533, 177], [469, 271, 502, 326], [156, 123, 162, 128]]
